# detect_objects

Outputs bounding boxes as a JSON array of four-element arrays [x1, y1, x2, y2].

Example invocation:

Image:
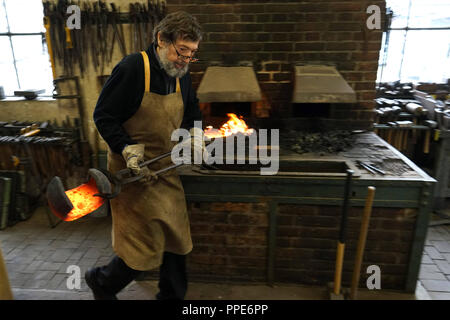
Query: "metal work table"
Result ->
[[178, 132, 436, 292]]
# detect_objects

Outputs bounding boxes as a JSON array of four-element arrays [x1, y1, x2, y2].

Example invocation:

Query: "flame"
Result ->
[[62, 179, 105, 221], [204, 113, 254, 138]]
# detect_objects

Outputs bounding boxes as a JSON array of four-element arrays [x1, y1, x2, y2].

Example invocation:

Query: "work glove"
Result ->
[[180, 127, 208, 164], [121, 144, 158, 183]]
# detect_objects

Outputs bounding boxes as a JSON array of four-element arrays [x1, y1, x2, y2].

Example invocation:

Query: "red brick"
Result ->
[[190, 224, 212, 234], [265, 4, 301, 13], [223, 14, 239, 23], [229, 256, 266, 267], [276, 248, 313, 259], [326, 42, 357, 51], [233, 4, 266, 14], [297, 216, 340, 228], [190, 212, 228, 224], [363, 72, 378, 81], [226, 236, 267, 246], [305, 32, 321, 41], [211, 225, 251, 234], [233, 23, 264, 32], [202, 23, 232, 32], [295, 42, 325, 51], [341, 72, 363, 82], [192, 234, 227, 246], [279, 205, 319, 216], [329, 22, 361, 31], [355, 82, 376, 90], [296, 22, 328, 31], [357, 62, 379, 71], [273, 72, 292, 82], [253, 202, 270, 213], [331, 3, 362, 12], [273, 33, 289, 41], [256, 14, 271, 23], [228, 213, 268, 226], [256, 73, 271, 82], [357, 91, 376, 101], [352, 51, 380, 61], [272, 14, 287, 22], [210, 202, 252, 212], [298, 3, 329, 12]]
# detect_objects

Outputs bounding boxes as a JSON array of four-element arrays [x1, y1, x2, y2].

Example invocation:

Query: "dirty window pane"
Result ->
[[11, 35, 52, 93], [387, 0, 410, 29], [400, 30, 450, 83], [408, 0, 450, 28], [0, 1, 7, 32], [378, 30, 406, 82], [4, 0, 45, 33]]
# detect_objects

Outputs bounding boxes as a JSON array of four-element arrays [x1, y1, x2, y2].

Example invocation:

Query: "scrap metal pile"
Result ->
[[281, 130, 356, 154], [0, 120, 88, 228], [43, 0, 166, 76], [0, 120, 87, 183]]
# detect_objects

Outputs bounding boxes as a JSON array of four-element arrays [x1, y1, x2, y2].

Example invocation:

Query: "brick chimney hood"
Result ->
[[197, 66, 262, 103], [292, 65, 357, 103]]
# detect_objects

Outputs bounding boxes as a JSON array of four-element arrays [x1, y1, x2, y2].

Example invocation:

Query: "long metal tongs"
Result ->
[[94, 151, 183, 199]]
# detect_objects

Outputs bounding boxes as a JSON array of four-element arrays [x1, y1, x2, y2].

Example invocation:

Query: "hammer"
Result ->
[[423, 120, 437, 154], [333, 169, 354, 297], [395, 120, 413, 152]]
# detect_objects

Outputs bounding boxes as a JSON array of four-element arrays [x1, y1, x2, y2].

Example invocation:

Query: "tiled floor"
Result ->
[[418, 214, 450, 300], [0, 206, 449, 300]]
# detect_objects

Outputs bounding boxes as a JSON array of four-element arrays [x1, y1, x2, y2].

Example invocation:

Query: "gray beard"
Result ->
[[159, 46, 189, 78]]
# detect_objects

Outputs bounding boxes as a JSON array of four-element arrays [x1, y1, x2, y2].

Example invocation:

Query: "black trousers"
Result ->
[[96, 252, 187, 300]]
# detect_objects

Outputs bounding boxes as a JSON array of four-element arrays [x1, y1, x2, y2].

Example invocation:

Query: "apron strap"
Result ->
[[140, 51, 150, 93], [176, 78, 181, 93], [141, 50, 181, 94]]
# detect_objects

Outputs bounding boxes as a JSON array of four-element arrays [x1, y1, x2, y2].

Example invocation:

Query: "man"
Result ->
[[87, 11, 204, 300]]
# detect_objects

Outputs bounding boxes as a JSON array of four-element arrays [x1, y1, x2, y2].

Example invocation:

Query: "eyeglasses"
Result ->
[[171, 41, 199, 63]]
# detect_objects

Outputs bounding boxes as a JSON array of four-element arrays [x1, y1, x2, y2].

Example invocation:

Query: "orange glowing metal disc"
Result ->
[[63, 178, 105, 221]]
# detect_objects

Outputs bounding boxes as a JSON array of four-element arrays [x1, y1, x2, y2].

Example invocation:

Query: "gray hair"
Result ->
[[153, 11, 203, 45]]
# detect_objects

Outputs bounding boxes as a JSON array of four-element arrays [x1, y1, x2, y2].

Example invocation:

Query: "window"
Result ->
[[377, 0, 450, 84], [0, 0, 53, 97]]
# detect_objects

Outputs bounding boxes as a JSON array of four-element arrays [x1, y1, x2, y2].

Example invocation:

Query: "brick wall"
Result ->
[[275, 204, 415, 289], [187, 202, 270, 282], [166, 0, 386, 127], [180, 201, 416, 290]]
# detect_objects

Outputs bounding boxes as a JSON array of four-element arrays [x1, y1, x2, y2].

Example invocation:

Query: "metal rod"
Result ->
[[0, 32, 45, 36], [154, 162, 183, 175], [363, 163, 386, 175], [140, 151, 172, 168]]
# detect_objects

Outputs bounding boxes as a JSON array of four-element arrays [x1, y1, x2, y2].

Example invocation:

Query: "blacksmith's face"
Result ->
[[157, 34, 199, 78]]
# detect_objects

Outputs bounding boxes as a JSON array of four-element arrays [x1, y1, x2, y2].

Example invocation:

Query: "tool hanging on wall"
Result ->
[[42, 0, 167, 77]]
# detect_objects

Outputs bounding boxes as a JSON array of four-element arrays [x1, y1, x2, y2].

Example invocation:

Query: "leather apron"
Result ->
[[107, 51, 192, 271]]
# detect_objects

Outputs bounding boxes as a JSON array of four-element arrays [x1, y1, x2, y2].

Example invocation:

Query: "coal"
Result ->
[[281, 130, 355, 154]]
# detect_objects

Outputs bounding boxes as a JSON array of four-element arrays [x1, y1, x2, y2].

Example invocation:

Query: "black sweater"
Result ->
[[93, 42, 202, 154]]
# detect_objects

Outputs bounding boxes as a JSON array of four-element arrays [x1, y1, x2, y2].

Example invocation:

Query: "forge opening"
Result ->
[[292, 103, 331, 118]]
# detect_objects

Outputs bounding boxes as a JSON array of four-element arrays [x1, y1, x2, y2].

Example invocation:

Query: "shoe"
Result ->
[[85, 268, 118, 300]]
